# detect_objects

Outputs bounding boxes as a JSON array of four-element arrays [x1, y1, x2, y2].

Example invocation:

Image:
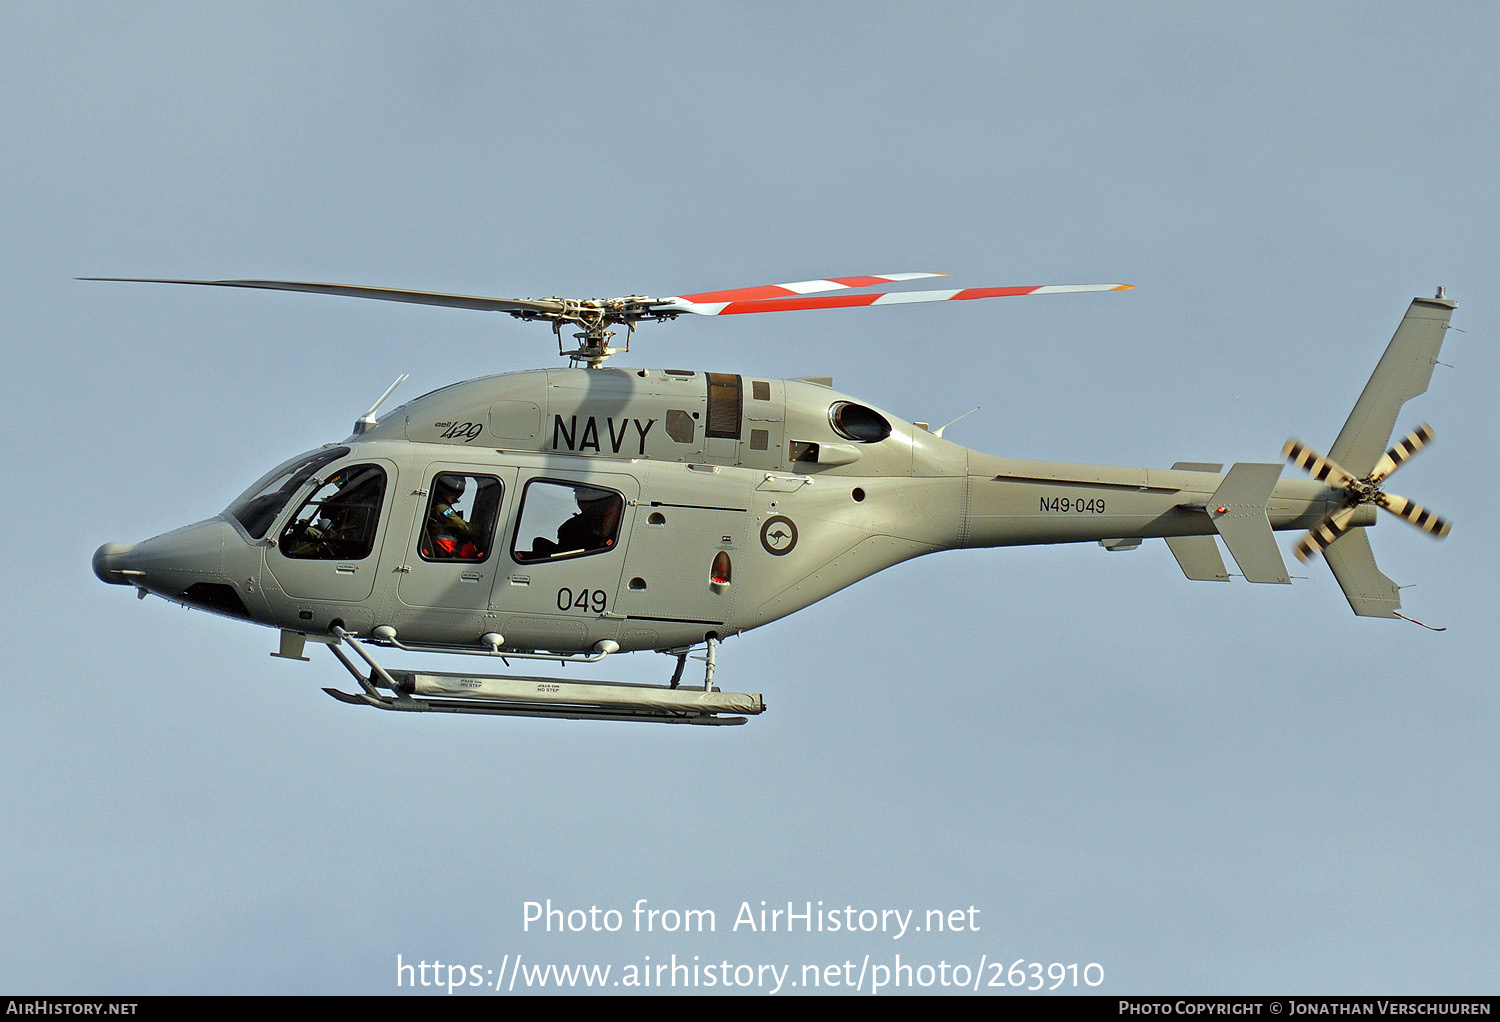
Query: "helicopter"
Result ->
[[90, 274, 1457, 725]]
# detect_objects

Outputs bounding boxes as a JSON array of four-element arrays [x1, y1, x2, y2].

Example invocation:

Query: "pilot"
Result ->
[[530, 488, 618, 557], [425, 475, 480, 560], [554, 489, 617, 554], [283, 469, 357, 556]]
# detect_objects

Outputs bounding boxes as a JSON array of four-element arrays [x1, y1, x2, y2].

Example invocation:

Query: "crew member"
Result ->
[[425, 475, 480, 559]]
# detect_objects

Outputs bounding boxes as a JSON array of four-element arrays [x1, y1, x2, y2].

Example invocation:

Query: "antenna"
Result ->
[[933, 407, 980, 438], [353, 373, 409, 434]]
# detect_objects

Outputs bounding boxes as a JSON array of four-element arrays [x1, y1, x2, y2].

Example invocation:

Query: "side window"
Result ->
[[511, 480, 624, 564], [420, 473, 503, 562], [278, 464, 387, 560]]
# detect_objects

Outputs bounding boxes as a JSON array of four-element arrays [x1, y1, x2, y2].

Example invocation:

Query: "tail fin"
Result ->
[[1287, 290, 1458, 617], [1323, 528, 1400, 617], [1329, 291, 1456, 475]]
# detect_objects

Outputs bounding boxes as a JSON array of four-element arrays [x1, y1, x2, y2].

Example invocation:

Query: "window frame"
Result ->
[[417, 472, 504, 564], [275, 463, 388, 561], [509, 478, 626, 565]]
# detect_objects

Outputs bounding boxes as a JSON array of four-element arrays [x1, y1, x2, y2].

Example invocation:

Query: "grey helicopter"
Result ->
[[90, 274, 1456, 725]]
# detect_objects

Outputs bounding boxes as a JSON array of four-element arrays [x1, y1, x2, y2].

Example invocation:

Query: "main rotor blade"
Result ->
[[1370, 423, 1435, 484], [1293, 505, 1358, 563], [662, 282, 1133, 316], [669, 272, 946, 305], [80, 278, 566, 316], [1282, 438, 1358, 489], [1374, 492, 1452, 537]]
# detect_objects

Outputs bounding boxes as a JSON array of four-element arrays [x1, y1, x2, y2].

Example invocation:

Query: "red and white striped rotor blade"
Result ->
[[668, 272, 946, 305], [663, 282, 1133, 317]]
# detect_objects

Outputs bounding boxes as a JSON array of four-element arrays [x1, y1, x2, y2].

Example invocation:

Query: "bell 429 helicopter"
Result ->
[[90, 274, 1457, 725]]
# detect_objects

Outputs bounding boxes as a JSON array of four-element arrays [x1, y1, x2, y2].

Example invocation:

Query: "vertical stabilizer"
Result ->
[[1323, 529, 1401, 618], [1328, 293, 1456, 476]]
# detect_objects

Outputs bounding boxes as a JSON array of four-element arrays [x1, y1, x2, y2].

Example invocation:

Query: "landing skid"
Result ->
[[322, 628, 764, 725]]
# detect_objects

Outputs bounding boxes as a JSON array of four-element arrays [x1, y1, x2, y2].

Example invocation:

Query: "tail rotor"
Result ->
[[1282, 423, 1451, 563]]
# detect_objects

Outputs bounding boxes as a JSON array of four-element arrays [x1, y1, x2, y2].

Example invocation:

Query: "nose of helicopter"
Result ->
[[91, 518, 235, 601], [93, 541, 140, 585]]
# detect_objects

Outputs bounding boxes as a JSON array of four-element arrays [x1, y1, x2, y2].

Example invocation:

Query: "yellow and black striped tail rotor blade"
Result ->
[[1370, 423, 1436, 484], [1374, 492, 1452, 538], [1293, 505, 1359, 563], [1282, 438, 1357, 489]]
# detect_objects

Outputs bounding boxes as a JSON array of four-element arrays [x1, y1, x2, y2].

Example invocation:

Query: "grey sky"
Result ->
[[3, 1, 1497, 994]]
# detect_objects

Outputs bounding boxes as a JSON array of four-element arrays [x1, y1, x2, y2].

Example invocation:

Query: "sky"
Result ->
[[3, 1, 1498, 996]]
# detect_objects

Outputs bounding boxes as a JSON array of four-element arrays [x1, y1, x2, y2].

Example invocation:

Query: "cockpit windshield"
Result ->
[[225, 446, 350, 538]]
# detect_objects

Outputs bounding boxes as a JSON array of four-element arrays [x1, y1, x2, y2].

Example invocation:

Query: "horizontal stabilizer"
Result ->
[[1209, 463, 1290, 584], [1165, 536, 1230, 581]]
